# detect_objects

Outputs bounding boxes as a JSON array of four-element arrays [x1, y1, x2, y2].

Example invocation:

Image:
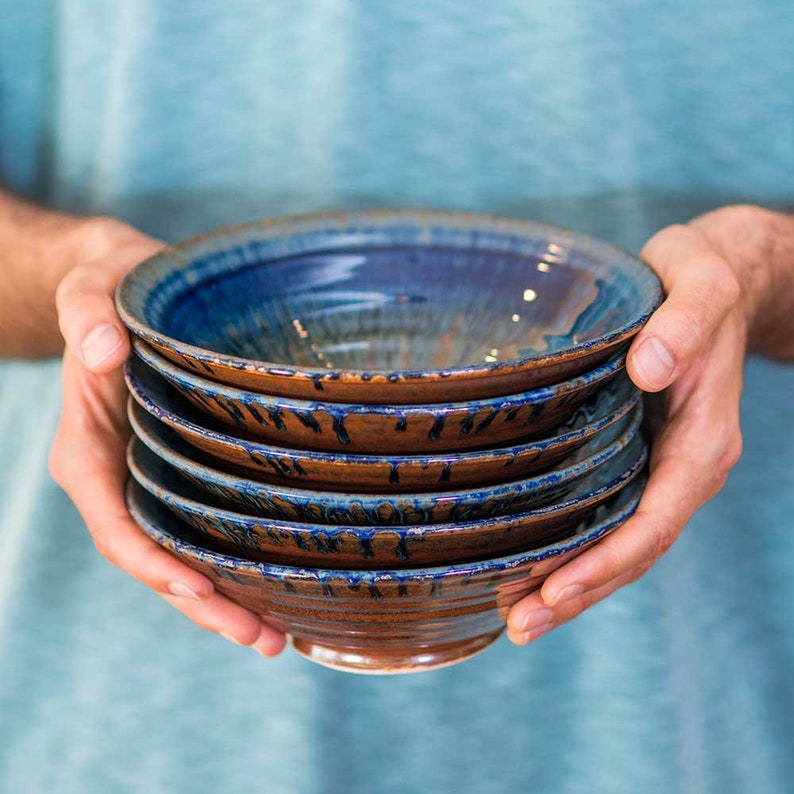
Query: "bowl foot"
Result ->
[[290, 629, 504, 675]]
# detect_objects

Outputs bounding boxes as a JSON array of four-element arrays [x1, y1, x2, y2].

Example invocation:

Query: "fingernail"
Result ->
[[545, 584, 584, 607], [219, 631, 244, 646], [633, 337, 674, 389], [168, 581, 201, 600], [518, 608, 554, 633], [81, 323, 123, 368], [512, 623, 554, 645]]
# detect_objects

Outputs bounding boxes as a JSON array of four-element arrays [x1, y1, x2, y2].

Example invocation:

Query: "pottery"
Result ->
[[127, 476, 644, 673], [127, 372, 642, 524], [132, 337, 629, 455], [125, 354, 641, 498], [127, 431, 647, 568], [116, 209, 662, 404]]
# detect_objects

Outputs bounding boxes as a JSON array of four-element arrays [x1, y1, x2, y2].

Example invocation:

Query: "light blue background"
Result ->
[[1, 2, 793, 792]]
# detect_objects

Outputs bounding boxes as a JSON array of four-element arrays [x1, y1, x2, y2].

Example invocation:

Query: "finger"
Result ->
[[56, 235, 163, 373], [507, 565, 642, 644], [629, 224, 743, 392], [51, 371, 215, 604], [80, 476, 217, 602], [512, 318, 743, 628], [538, 348, 743, 610], [161, 591, 287, 657]]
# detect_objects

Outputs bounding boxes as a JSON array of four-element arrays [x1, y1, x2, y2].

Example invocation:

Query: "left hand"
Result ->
[[507, 207, 767, 644], [49, 217, 286, 656]]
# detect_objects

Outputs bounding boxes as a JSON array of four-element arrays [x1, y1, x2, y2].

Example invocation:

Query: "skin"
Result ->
[[2, 189, 793, 654]]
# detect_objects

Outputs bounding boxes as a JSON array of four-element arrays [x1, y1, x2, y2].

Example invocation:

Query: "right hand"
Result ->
[[49, 217, 285, 656]]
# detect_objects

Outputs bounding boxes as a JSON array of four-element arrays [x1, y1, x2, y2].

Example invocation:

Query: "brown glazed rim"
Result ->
[[116, 208, 663, 390]]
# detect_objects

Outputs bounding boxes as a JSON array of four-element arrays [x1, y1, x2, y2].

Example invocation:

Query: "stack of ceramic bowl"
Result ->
[[117, 210, 663, 674]]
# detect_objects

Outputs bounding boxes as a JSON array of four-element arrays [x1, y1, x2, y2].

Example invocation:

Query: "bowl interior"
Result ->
[[155, 246, 632, 372], [119, 212, 662, 375]]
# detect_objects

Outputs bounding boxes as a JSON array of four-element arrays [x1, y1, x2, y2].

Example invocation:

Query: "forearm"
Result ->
[[747, 209, 794, 360], [0, 189, 90, 357]]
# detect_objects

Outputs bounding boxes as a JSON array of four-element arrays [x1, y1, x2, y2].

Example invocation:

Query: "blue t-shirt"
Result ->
[[1, 3, 793, 793]]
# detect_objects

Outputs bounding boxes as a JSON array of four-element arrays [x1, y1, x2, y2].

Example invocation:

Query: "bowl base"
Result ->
[[290, 629, 504, 675]]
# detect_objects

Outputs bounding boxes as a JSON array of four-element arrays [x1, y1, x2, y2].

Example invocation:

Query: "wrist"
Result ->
[[0, 190, 142, 357], [687, 203, 794, 360]]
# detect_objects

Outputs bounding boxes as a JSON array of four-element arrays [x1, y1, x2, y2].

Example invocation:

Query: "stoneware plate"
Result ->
[[116, 209, 662, 404], [129, 392, 642, 526], [125, 354, 640, 496], [127, 432, 647, 568], [132, 337, 628, 454], [127, 476, 644, 674]]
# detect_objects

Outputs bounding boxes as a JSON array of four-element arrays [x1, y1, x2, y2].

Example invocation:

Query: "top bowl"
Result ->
[[116, 209, 663, 404]]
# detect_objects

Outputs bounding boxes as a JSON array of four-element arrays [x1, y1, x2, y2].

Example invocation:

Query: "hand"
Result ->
[[49, 218, 285, 656], [507, 205, 779, 644]]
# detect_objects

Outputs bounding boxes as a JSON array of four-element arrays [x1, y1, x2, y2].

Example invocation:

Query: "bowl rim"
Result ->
[[116, 208, 663, 385], [125, 355, 644, 501], [127, 476, 644, 582], [127, 377, 641, 499], [124, 353, 638, 472], [127, 431, 648, 536], [132, 335, 629, 415]]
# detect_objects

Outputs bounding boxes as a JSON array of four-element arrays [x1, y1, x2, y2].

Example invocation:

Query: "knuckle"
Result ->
[[664, 302, 706, 353], [711, 428, 743, 491], [724, 430, 744, 471], [641, 223, 689, 261], [627, 561, 654, 584], [709, 261, 742, 309], [48, 444, 68, 488], [92, 530, 121, 568], [649, 516, 679, 563], [79, 216, 138, 258]]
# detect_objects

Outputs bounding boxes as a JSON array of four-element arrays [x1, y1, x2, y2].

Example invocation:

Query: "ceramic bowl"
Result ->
[[116, 209, 663, 405], [132, 337, 628, 455], [127, 431, 647, 568], [126, 355, 640, 496], [127, 476, 644, 673], [129, 391, 642, 525]]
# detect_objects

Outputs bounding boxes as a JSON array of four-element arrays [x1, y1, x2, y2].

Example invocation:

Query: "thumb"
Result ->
[[56, 228, 163, 374], [628, 223, 742, 392]]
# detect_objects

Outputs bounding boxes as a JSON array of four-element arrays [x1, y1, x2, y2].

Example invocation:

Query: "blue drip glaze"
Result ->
[[388, 463, 400, 485], [214, 394, 249, 428], [521, 400, 547, 428], [266, 405, 286, 430], [243, 402, 270, 428], [358, 537, 376, 559], [291, 459, 308, 477], [394, 536, 411, 562], [331, 414, 350, 445], [368, 584, 385, 600], [474, 409, 498, 434], [458, 410, 477, 437], [428, 415, 446, 441], [292, 409, 323, 434]]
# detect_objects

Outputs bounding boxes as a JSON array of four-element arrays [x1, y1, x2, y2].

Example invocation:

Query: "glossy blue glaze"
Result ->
[[127, 431, 647, 567], [116, 210, 662, 403], [125, 352, 640, 496], [133, 335, 634, 456], [126, 353, 644, 522], [127, 474, 644, 584], [128, 381, 641, 526]]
